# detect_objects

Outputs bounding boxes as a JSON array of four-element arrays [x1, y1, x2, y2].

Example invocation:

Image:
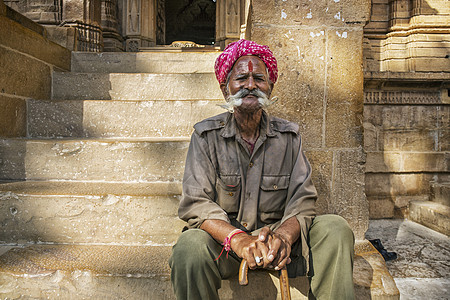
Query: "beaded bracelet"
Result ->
[[215, 229, 246, 261]]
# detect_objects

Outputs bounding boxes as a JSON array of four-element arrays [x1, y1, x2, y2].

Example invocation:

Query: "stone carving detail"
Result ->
[[4, 0, 62, 24], [127, 39, 139, 52], [66, 21, 103, 52], [156, 0, 165, 45], [127, 0, 140, 34], [364, 91, 442, 104]]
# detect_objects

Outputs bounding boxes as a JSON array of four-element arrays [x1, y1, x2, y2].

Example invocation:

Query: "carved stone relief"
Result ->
[[364, 91, 442, 104]]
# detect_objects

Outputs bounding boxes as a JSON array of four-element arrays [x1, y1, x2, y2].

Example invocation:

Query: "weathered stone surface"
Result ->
[[325, 28, 364, 148], [0, 191, 184, 245], [0, 240, 397, 300], [52, 72, 223, 100], [366, 152, 449, 173], [0, 139, 189, 181], [305, 150, 333, 215], [251, 0, 370, 27], [353, 240, 400, 300], [409, 200, 450, 236], [431, 181, 450, 206], [0, 46, 51, 100], [368, 196, 395, 219], [0, 95, 26, 138], [28, 99, 225, 138], [330, 148, 367, 240], [252, 27, 327, 149], [0, 12, 70, 70], [71, 51, 219, 73]]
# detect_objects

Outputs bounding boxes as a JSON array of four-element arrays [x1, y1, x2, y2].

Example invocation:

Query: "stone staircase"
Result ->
[[409, 181, 450, 236], [0, 51, 399, 299]]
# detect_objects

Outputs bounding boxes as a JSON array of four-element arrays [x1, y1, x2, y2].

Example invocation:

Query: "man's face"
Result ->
[[221, 55, 273, 113]]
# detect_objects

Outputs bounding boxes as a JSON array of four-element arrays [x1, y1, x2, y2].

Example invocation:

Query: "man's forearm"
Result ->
[[200, 219, 240, 244], [274, 216, 301, 247]]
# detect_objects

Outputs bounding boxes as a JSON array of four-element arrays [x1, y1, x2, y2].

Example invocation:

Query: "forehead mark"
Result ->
[[248, 60, 253, 72]]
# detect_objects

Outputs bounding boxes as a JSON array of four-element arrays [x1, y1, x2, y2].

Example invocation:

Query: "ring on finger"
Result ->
[[255, 256, 262, 264]]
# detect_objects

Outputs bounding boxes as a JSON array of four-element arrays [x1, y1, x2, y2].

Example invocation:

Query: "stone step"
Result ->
[[71, 51, 219, 74], [52, 72, 223, 101], [430, 181, 450, 206], [0, 181, 183, 244], [0, 138, 189, 181], [0, 240, 399, 299], [28, 99, 225, 138], [409, 200, 450, 236]]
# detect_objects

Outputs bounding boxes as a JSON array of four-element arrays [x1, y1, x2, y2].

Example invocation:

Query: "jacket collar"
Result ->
[[220, 110, 277, 139]]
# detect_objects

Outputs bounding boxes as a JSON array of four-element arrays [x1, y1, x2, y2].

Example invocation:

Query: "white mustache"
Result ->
[[219, 88, 278, 113]]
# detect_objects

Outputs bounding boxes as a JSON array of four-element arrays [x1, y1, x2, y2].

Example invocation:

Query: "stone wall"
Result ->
[[0, 0, 71, 138], [363, 0, 450, 218], [248, 0, 371, 240]]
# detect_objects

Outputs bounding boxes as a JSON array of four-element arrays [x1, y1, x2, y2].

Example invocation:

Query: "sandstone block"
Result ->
[[28, 99, 225, 138], [379, 106, 440, 130], [409, 200, 450, 236], [251, 0, 370, 27], [0, 47, 51, 100], [0, 191, 184, 245], [71, 52, 218, 74], [366, 151, 448, 173], [52, 73, 223, 101], [431, 182, 450, 206], [410, 57, 450, 72], [330, 148, 368, 240], [0, 14, 70, 70], [304, 150, 334, 214], [251, 27, 327, 149], [0, 95, 26, 138], [0, 241, 399, 299], [381, 130, 437, 151], [325, 28, 364, 148], [365, 173, 432, 197], [368, 196, 395, 219], [0, 139, 189, 181]]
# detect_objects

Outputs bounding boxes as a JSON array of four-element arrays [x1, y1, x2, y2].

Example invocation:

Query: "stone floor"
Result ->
[[366, 219, 450, 300]]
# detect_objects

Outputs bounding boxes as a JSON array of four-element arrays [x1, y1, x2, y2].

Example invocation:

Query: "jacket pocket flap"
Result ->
[[260, 175, 290, 191]]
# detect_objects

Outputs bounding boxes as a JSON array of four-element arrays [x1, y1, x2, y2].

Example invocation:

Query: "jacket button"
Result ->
[[228, 192, 234, 196], [242, 222, 248, 227], [249, 162, 254, 167], [219, 121, 225, 126], [273, 185, 278, 190]]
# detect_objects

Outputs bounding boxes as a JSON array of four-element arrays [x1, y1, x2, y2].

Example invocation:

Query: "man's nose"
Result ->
[[245, 76, 256, 90]]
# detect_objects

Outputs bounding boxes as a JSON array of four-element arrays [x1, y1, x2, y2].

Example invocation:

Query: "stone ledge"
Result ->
[[409, 200, 450, 236], [0, 240, 399, 299]]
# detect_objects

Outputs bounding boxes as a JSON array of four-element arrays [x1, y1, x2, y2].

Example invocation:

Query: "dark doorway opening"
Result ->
[[165, 0, 216, 45]]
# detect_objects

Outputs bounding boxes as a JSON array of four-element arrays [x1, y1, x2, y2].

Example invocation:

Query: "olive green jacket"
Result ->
[[178, 111, 317, 275]]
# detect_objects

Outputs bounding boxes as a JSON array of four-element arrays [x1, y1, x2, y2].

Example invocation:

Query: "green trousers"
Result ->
[[169, 214, 355, 300]]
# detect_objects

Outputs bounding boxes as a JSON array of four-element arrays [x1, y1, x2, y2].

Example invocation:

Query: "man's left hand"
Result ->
[[258, 227, 292, 270]]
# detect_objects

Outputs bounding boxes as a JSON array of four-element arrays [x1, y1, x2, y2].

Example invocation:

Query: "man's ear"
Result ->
[[220, 83, 229, 99]]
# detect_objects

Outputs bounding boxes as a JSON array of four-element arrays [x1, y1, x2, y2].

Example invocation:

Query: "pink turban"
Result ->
[[214, 39, 278, 84]]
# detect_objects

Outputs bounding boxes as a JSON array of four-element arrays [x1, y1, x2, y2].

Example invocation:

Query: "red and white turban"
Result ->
[[214, 39, 278, 84]]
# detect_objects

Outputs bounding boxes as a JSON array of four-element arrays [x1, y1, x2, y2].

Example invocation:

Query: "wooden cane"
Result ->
[[238, 259, 291, 300]]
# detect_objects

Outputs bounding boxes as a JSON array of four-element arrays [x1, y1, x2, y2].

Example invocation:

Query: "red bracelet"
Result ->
[[215, 229, 245, 261]]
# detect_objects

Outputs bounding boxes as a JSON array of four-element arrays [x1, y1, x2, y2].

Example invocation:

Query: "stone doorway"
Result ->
[[164, 0, 216, 46]]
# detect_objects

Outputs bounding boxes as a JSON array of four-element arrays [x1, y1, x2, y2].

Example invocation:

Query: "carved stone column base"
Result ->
[[104, 32, 124, 52]]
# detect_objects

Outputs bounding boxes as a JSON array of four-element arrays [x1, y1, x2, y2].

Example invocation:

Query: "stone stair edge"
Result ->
[[0, 180, 183, 196]]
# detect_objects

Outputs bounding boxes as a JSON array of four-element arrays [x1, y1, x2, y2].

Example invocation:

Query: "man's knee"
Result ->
[[170, 229, 216, 269], [311, 214, 354, 246]]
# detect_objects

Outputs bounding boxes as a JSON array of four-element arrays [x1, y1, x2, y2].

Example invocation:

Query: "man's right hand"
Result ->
[[230, 232, 272, 269]]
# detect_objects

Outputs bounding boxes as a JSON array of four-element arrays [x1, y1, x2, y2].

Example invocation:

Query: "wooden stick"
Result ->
[[238, 259, 291, 300]]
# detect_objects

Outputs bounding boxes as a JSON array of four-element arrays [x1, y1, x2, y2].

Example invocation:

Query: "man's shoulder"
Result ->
[[193, 112, 229, 135], [268, 115, 299, 135]]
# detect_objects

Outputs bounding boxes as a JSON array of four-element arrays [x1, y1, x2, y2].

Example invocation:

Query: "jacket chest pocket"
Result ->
[[259, 175, 290, 214], [215, 175, 241, 214]]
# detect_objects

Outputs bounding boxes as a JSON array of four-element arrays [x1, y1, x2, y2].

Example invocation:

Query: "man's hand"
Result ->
[[229, 233, 272, 269], [258, 227, 292, 270]]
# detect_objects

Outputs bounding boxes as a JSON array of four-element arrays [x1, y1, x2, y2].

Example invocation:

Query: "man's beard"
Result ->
[[219, 88, 278, 113]]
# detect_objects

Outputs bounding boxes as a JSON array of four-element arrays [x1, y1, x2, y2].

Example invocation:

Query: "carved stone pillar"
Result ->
[[4, 0, 62, 24], [122, 0, 157, 51], [102, 0, 123, 51], [389, 0, 411, 30], [216, 0, 245, 49], [62, 0, 103, 52]]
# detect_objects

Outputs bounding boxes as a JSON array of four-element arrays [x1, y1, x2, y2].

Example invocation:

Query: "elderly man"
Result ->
[[169, 40, 354, 300]]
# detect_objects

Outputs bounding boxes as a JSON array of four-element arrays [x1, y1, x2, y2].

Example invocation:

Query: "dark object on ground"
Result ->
[[369, 239, 398, 261]]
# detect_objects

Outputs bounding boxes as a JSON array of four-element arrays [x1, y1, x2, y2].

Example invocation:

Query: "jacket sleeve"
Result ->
[[280, 134, 317, 262], [178, 131, 230, 228]]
